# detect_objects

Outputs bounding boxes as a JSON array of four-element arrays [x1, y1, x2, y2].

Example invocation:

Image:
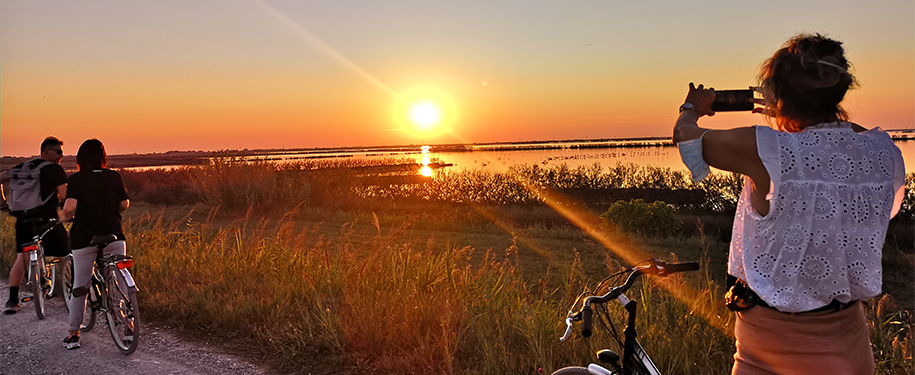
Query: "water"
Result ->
[[125, 137, 914, 174], [250, 138, 915, 175]]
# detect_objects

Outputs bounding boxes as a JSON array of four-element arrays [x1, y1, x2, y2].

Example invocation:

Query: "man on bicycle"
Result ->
[[0, 137, 71, 314]]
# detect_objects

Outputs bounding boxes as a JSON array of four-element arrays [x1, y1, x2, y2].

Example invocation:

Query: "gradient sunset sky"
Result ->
[[2, 0, 913, 156]]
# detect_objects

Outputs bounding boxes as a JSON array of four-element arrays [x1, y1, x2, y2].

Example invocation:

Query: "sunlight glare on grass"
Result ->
[[506, 177, 733, 335]]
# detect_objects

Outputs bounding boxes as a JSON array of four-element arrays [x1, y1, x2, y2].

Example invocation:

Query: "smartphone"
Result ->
[[712, 89, 754, 112]]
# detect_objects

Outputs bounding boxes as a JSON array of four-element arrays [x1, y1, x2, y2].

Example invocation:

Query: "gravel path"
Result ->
[[0, 279, 274, 375]]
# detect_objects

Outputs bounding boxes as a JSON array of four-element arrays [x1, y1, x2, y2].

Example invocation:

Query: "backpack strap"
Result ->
[[33, 161, 56, 203]]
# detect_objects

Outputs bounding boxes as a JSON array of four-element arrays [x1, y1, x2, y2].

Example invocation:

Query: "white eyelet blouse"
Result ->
[[728, 123, 906, 312]]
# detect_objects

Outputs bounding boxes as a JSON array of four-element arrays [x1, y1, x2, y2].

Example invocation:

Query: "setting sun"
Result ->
[[408, 101, 443, 130]]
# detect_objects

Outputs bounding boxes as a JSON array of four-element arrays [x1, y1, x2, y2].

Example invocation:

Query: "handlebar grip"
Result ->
[[664, 262, 700, 274], [581, 306, 593, 338]]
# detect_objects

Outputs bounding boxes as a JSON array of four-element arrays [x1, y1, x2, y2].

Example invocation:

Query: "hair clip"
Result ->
[[816, 60, 847, 73]]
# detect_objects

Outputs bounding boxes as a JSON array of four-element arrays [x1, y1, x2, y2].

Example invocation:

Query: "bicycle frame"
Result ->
[[21, 219, 59, 319]]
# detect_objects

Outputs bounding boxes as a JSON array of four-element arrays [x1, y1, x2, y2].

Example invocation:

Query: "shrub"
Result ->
[[600, 199, 683, 237], [899, 173, 915, 220]]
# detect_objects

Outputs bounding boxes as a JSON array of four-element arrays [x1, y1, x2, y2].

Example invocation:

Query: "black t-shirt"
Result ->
[[67, 169, 130, 249], [11, 159, 67, 219]]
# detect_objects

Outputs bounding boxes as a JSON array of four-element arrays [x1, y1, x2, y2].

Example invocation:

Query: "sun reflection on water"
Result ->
[[420, 146, 433, 177]]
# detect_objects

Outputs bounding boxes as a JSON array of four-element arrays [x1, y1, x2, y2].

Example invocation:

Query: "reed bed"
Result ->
[[119, 157, 914, 219]]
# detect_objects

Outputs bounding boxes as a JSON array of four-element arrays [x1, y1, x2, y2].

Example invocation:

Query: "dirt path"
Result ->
[[0, 279, 274, 375]]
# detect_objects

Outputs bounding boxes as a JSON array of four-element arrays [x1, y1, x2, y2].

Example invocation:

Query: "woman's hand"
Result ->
[[674, 83, 715, 143], [684, 82, 716, 117], [750, 86, 776, 117], [60, 198, 77, 223]]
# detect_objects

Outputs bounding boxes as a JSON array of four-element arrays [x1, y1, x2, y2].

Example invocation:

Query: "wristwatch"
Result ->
[[679, 103, 697, 113]]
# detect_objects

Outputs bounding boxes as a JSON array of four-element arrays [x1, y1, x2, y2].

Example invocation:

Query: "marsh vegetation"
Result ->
[[1, 157, 911, 374]]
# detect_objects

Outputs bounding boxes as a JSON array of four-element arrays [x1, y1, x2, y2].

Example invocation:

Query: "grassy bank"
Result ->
[[0, 159, 911, 374], [119, 209, 738, 374]]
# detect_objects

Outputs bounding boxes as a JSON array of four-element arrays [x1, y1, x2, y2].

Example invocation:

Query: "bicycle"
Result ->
[[553, 259, 700, 375], [76, 234, 141, 355], [20, 218, 71, 319]]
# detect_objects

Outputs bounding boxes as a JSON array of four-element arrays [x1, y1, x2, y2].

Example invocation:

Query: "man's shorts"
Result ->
[[14, 217, 71, 257]]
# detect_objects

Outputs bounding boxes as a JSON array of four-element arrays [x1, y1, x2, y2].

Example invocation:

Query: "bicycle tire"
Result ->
[[81, 280, 98, 332], [47, 260, 58, 298], [551, 366, 594, 375], [105, 267, 139, 354], [30, 259, 46, 320], [60, 256, 73, 312]]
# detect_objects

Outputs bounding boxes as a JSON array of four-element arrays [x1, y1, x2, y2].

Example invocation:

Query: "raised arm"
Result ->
[[674, 83, 772, 215]]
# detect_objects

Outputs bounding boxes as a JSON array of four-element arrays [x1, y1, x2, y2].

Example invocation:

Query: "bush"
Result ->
[[899, 173, 915, 220], [600, 199, 683, 237]]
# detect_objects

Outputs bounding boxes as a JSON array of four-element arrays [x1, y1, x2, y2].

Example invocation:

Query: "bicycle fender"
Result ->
[[120, 268, 138, 291], [587, 363, 614, 375]]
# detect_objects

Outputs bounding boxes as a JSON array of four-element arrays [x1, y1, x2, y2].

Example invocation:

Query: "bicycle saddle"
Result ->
[[90, 234, 118, 248], [597, 349, 620, 365]]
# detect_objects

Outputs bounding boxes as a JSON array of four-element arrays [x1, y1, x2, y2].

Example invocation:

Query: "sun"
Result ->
[[408, 101, 443, 130]]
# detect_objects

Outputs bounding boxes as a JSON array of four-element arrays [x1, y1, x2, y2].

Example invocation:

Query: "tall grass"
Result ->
[[113, 210, 912, 374], [120, 158, 915, 219], [121, 209, 745, 374], [2, 158, 909, 373], [121, 159, 750, 214], [0, 215, 15, 276], [358, 163, 745, 212]]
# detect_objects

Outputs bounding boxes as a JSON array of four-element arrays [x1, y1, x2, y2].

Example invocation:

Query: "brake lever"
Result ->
[[559, 308, 582, 342], [560, 317, 574, 342]]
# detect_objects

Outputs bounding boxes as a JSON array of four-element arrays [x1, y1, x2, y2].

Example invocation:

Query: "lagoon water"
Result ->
[[254, 139, 915, 175]]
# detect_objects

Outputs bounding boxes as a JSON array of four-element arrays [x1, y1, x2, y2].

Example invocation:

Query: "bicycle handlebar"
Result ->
[[582, 259, 699, 307], [26, 218, 58, 241], [580, 306, 594, 338], [559, 259, 699, 341], [663, 261, 701, 274]]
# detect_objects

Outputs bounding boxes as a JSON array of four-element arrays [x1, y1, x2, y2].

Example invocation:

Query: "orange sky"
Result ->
[[2, 0, 913, 156]]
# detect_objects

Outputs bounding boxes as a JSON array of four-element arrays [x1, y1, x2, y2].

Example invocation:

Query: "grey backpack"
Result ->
[[7, 160, 54, 213]]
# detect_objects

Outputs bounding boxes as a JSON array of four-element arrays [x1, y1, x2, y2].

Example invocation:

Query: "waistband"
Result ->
[[731, 277, 858, 315], [759, 298, 859, 315]]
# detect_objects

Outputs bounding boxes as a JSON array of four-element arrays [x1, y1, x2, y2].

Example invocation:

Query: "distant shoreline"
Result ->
[[3, 131, 912, 171]]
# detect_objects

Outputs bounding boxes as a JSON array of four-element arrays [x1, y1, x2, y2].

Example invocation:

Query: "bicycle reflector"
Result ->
[[117, 259, 133, 269]]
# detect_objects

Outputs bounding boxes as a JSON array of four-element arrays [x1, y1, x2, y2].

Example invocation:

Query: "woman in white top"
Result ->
[[673, 34, 905, 375]]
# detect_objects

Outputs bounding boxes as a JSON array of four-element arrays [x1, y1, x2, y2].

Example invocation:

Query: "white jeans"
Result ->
[[67, 241, 126, 331]]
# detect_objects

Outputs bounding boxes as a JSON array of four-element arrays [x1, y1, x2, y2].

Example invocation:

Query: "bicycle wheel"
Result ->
[[81, 281, 98, 332], [46, 259, 57, 298], [60, 256, 73, 311], [105, 267, 139, 354], [30, 259, 47, 320], [551, 367, 593, 375]]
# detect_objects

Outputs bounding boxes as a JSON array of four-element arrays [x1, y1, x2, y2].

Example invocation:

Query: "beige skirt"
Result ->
[[732, 302, 874, 375]]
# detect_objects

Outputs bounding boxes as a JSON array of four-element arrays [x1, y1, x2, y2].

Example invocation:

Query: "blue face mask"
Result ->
[[677, 130, 711, 182]]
